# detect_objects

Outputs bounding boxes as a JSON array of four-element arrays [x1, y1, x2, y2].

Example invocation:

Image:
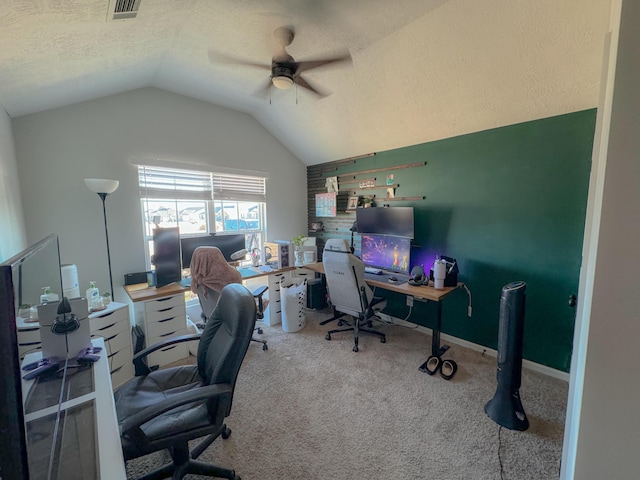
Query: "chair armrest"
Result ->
[[120, 382, 233, 440], [252, 285, 268, 298], [132, 334, 202, 363]]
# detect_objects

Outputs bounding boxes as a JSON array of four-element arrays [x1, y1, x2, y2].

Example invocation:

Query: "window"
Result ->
[[137, 165, 267, 268]]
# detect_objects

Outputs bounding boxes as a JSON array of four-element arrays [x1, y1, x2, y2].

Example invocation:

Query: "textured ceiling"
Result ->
[[0, 0, 611, 165]]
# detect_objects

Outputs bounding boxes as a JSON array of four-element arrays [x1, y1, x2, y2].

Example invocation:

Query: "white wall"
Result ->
[[11, 87, 307, 300], [564, 0, 640, 478], [0, 108, 26, 260]]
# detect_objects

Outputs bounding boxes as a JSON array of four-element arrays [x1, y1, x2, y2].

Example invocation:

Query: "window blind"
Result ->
[[213, 173, 266, 202], [138, 166, 213, 200]]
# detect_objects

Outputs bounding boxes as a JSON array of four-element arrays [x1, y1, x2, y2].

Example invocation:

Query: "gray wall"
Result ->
[[0, 108, 26, 260], [11, 87, 307, 300]]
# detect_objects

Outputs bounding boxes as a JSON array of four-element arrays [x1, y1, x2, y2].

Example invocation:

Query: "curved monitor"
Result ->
[[180, 234, 245, 268], [355, 207, 414, 238]]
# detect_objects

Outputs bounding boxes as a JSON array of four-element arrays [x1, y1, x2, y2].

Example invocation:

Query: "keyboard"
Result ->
[[364, 266, 382, 275]]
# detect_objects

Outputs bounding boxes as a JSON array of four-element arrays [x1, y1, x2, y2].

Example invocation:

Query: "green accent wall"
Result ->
[[310, 109, 596, 372]]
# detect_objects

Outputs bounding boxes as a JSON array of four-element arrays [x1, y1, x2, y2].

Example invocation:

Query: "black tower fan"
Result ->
[[484, 281, 529, 431]]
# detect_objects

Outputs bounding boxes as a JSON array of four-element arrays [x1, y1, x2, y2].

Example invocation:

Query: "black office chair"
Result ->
[[322, 243, 386, 352], [114, 284, 256, 480], [197, 283, 269, 351]]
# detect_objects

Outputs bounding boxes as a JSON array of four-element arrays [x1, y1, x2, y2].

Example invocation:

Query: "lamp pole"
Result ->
[[98, 192, 115, 301], [84, 178, 119, 302]]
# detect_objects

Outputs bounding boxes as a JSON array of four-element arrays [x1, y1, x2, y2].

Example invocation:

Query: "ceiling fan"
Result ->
[[208, 26, 351, 98]]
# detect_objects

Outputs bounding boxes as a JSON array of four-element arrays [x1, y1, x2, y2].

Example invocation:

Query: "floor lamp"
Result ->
[[84, 178, 119, 301]]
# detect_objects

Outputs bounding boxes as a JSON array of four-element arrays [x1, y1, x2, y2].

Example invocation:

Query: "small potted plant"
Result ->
[[102, 292, 112, 306], [293, 235, 306, 265]]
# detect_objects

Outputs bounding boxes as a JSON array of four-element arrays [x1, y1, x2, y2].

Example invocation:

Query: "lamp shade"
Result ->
[[272, 75, 294, 90], [84, 178, 119, 194]]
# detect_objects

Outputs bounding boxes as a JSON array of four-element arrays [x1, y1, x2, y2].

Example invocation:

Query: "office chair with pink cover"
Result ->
[[190, 246, 268, 350]]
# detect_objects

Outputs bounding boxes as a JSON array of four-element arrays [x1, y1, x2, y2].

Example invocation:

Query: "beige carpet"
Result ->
[[126, 309, 567, 479]]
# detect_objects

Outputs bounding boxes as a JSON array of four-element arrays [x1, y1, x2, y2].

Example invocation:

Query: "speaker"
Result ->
[[484, 281, 529, 431], [408, 265, 426, 286]]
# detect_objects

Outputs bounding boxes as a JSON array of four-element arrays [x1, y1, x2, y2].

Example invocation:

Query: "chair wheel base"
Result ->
[[325, 334, 331, 340], [353, 345, 359, 352], [262, 343, 268, 351]]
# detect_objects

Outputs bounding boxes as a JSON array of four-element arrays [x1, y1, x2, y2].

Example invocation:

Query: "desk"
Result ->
[[303, 262, 461, 373], [124, 265, 304, 364], [21, 338, 126, 479]]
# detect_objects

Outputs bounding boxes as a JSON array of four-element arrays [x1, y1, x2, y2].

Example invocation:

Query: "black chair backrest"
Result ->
[[196, 284, 256, 414]]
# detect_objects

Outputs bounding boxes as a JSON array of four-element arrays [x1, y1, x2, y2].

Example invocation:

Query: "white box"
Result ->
[[38, 297, 91, 359]]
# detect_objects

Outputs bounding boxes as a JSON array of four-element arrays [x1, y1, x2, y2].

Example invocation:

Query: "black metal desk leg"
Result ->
[[419, 299, 457, 380]]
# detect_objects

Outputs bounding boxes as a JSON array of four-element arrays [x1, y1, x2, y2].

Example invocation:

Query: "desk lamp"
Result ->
[[84, 178, 119, 301]]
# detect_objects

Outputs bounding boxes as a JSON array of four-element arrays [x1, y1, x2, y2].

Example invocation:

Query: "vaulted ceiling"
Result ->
[[0, 0, 611, 165]]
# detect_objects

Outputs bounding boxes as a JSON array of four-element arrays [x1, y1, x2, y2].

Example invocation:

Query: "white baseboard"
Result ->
[[375, 312, 570, 383]]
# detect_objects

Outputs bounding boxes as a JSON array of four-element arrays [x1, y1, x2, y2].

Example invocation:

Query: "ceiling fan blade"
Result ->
[[295, 52, 352, 74], [295, 75, 330, 98], [208, 49, 270, 70]]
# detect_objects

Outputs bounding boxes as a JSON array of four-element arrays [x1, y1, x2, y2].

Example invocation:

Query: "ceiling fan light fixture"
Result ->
[[272, 75, 294, 90]]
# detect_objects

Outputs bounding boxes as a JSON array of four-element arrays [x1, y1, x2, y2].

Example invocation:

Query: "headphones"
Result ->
[[51, 297, 80, 335], [408, 265, 428, 286]]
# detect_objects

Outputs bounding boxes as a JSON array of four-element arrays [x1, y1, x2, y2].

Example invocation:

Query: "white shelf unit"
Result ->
[[16, 301, 134, 390], [134, 293, 188, 367]]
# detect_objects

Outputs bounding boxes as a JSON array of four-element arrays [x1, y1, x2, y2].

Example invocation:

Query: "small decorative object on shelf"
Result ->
[[362, 196, 374, 208], [293, 235, 306, 266], [310, 221, 324, 232]]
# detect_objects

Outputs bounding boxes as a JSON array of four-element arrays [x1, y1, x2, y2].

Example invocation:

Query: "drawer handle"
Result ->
[[97, 322, 116, 331], [156, 297, 174, 302], [106, 333, 118, 342], [158, 307, 175, 313], [95, 311, 115, 318], [110, 366, 123, 375], [161, 345, 177, 352], [19, 341, 41, 347], [160, 331, 177, 338], [158, 317, 176, 323]]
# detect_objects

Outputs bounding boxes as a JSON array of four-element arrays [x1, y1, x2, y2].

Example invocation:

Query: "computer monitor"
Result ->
[[355, 207, 414, 238], [360, 234, 411, 275], [153, 227, 182, 287], [180, 234, 245, 268]]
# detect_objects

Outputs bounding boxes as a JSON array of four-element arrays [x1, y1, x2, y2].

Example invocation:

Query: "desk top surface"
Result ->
[[124, 264, 298, 302], [303, 262, 460, 302]]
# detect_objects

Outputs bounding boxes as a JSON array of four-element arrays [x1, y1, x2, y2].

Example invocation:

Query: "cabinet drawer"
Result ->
[[90, 308, 128, 332], [90, 315, 128, 341], [17, 327, 41, 344], [144, 294, 185, 314], [107, 345, 132, 372], [148, 342, 188, 367], [110, 363, 134, 390], [145, 304, 186, 324], [147, 314, 186, 339], [94, 328, 130, 358], [19, 343, 42, 359]]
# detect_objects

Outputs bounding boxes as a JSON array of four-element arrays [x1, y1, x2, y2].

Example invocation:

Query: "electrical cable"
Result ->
[[498, 425, 504, 477]]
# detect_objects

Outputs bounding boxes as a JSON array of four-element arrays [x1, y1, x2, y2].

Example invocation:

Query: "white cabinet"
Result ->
[[16, 301, 134, 389], [90, 303, 134, 390], [139, 293, 188, 367]]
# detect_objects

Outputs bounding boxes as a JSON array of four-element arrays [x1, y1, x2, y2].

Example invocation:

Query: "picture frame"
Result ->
[[347, 196, 359, 210], [315, 192, 337, 217]]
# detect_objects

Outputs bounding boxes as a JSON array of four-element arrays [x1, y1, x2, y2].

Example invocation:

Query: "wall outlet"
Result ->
[[406, 295, 414, 307]]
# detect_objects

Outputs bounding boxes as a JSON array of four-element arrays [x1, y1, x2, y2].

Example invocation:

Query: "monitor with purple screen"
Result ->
[[360, 234, 411, 274]]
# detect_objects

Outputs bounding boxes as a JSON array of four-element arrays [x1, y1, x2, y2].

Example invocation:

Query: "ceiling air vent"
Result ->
[[109, 0, 142, 20]]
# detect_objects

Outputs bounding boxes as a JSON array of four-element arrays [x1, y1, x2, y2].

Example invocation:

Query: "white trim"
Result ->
[[376, 312, 570, 382]]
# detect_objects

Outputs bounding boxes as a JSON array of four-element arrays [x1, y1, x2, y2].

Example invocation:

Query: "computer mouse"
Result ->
[[388, 276, 398, 282]]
